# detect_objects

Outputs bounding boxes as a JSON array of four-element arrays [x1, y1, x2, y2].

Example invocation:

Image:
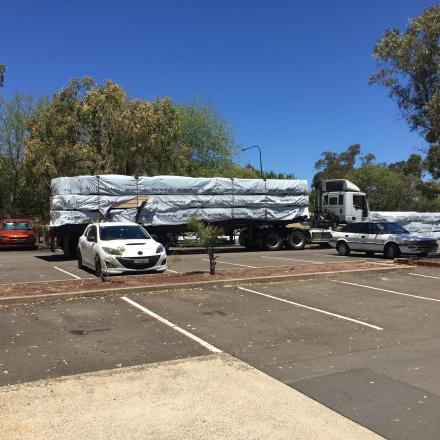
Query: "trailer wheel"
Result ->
[[286, 230, 306, 250], [263, 230, 283, 251]]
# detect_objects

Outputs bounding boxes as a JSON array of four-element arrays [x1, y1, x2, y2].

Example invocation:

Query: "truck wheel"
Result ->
[[336, 241, 350, 256], [286, 231, 306, 250], [263, 230, 283, 251], [384, 243, 400, 260]]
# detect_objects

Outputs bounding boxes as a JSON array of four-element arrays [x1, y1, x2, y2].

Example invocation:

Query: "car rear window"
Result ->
[[1, 222, 32, 230]]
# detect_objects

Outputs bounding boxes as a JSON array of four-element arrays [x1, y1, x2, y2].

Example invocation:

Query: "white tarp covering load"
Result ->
[[50, 175, 310, 227], [51, 194, 309, 211], [370, 211, 440, 239], [51, 175, 308, 196]]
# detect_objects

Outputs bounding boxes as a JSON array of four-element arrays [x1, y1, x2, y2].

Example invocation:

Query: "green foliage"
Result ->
[[0, 65, 5, 87], [188, 217, 224, 274], [0, 93, 35, 217], [425, 144, 440, 180], [176, 100, 236, 177], [369, 5, 440, 143], [313, 144, 375, 186], [314, 144, 440, 211]]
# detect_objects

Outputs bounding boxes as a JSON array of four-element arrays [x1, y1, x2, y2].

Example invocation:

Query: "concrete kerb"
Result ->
[[0, 264, 413, 306]]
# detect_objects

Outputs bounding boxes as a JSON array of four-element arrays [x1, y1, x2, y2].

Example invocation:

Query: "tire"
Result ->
[[263, 230, 283, 251], [365, 251, 375, 257], [286, 230, 306, 250], [77, 251, 84, 269], [336, 241, 350, 256], [95, 256, 103, 278], [384, 243, 401, 260]]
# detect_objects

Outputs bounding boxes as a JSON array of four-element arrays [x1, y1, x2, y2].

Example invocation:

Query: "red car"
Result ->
[[0, 219, 37, 249]]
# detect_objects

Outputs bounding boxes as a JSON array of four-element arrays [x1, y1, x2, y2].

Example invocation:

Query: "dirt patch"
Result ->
[[0, 261, 397, 298]]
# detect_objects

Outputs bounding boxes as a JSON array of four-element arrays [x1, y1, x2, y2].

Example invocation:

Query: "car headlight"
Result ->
[[156, 244, 165, 254], [102, 246, 124, 255]]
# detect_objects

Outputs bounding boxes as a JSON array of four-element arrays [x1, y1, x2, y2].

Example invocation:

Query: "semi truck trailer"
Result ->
[[49, 175, 368, 257]]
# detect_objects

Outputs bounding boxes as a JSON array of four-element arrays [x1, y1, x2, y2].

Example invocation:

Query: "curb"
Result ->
[[0, 264, 412, 306], [395, 258, 440, 268]]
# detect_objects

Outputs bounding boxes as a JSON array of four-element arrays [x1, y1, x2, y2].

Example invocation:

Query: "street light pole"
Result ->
[[241, 145, 264, 179]]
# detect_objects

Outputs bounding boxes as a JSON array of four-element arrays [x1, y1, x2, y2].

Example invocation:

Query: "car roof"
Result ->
[[91, 222, 139, 227]]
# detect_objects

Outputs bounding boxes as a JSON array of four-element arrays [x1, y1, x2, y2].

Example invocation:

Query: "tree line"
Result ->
[[1, 5, 439, 220], [0, 77, 292, 220]]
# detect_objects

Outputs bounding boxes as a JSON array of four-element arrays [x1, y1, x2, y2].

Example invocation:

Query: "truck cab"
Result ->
[[319, 179, 369, 224]]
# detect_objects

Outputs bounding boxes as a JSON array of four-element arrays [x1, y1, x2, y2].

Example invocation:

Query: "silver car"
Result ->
[[330, 221, 438, 259]]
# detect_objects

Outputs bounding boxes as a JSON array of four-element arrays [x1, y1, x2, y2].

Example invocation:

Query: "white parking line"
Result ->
[[334, 280, 440, 303], [201, 259, 258, 268], [237, 286, 383, 331], [409, 272, 440, 280], [166, 269, 180, 273], [53, 266, 81, 279], [261, 256, 322, 264], [121, 296, 222, 353]]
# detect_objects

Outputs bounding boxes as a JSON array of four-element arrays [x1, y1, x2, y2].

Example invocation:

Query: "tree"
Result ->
[[0, 93, 35, 217], [347, 165, 420, 211], [176, 100, 236, 177], [188, 217, 223, 274], [369, 6, 440, 143], [313, 144, 375, 185], [0, 65, 5, 87], [425, 144, 440, 180]]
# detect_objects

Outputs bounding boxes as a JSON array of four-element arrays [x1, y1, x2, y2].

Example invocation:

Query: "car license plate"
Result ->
[[131, 258, 149, 264]]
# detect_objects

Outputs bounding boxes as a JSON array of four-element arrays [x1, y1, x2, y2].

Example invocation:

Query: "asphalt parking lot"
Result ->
[[1, 265, 440, 439], [0, 245, 392, 284]]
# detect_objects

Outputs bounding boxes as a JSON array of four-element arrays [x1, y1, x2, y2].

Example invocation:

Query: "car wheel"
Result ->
[[263, 230, 283, 251], [77, 251, 84, 269], [95, 257, 103, 278], [365, 251, 375, 257], [385, 243, 401, 260], [336, 241, 350, 256], [286, 230, 306, 250]]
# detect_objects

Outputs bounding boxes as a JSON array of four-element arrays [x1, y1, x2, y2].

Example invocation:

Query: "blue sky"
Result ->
[[1, 0, 431, 182]]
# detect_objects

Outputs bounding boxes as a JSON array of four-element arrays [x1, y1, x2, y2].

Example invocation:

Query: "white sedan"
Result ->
[[77, 222, 167, 276]]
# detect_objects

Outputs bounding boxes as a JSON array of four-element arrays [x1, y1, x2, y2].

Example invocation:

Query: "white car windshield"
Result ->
[[99, 225, 151, 241], [376, 222, 409, 234]]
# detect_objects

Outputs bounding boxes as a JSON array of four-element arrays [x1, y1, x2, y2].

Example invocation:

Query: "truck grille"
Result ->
[[116, 255, 160, 269]]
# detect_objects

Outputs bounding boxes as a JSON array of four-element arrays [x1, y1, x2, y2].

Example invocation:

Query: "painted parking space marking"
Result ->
[[237, 286, 383, 330], [53, 266, 81, 279], [334, 280, 440, 303], [261, 256, 322, 264], [166, 269, 180, 273], [409, 272, 440, 281], [121, 296, 222, 353], [202, 259, 258, 268]]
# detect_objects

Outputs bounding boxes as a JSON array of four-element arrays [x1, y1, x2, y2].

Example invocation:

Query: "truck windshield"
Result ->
[[376, 223, 409, 234], [99, 225, 151, 241], [1, 222, 32, 230]]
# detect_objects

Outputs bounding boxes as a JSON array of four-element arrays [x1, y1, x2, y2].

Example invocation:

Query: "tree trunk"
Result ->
[[208, 247, 216, 275]]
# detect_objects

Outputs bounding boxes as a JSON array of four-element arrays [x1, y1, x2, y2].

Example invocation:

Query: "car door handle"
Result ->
[[345, 235, 349, 238], [361, 235, 366, 238]]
